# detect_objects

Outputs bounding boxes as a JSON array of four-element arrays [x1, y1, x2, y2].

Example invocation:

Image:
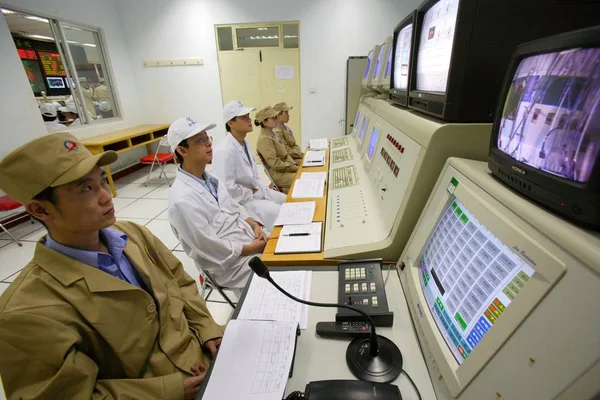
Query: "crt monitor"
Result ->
[[407, 0, 600, 122], [488, 25, 600, 230], [362, 45, 381, 89], [381, 39, 394, 91], [400, 158, 580, 398], [372, 36, 393, 91], [389, 11, 417, 107]]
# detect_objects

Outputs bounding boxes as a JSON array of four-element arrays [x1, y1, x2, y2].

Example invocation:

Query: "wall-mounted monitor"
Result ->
[[489, 25, 600, 229], [407, 0, 600, 122], [362, 45, 381, 89], [390, 11, 417, 107], [46, 77, 65, 89]]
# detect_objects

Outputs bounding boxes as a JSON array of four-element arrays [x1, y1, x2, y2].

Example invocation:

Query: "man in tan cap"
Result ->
[[255, 106, 299, 193], [273, 102, 303, 161], [0, 133, 223, 400]]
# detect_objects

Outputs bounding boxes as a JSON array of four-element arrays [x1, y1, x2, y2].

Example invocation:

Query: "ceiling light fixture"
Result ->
[[1, 8, 15, 15], [28, 34, 54, 41], [82, 43, 96, 47], [257, 27, 268, 31], [25, 15, 49, 23]]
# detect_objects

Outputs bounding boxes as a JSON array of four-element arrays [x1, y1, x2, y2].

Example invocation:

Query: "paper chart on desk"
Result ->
[[237, 271, 312, 329], [291, 178, 325, 199], [303, 150, 326, 167], [280, 222, 322, 235], [201, 320, 297, 400], [309, 138, 329, 149], [301, 171, 327, 182], [274, 201, 316, 226]]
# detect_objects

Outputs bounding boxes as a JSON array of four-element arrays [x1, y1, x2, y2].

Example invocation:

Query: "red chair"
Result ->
[[0, 195, 23, 247], [256, 151, 284, 193], [140, 136, 174, 187]]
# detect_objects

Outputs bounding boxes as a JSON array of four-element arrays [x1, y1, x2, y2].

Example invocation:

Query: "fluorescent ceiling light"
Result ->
[[1, 8, 15, 15], [29, 34, 54, 40], [257, 27, 268, 31], [284, 35, 298, 39], [25, 15, 49, 23], [82, 43, 96, 47]]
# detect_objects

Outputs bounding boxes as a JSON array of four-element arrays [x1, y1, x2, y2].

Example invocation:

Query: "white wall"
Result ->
[[118, 0, 420, 147], [0, 0, 143, 171]]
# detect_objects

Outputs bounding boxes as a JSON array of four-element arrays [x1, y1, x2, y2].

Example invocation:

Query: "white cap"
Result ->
[[223, 100, 256, 124], [99, 101, 112, 112], [40, 103, 57, 117], [167, 117, 216, 153], [59, 102, 78, 114]]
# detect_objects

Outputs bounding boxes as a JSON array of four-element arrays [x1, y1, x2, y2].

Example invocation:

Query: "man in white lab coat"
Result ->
[[167, 117, 269, 294], [212, 101, 287, 231], [40, 103, 65, 132]]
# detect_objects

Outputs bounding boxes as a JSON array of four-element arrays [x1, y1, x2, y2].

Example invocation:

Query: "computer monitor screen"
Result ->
[[393, 23, 414, 90], [385, 45, 393, 79], [374, 42, 387, 80], [415, 0, 459, 92], [353, 111, 362, 135], [419, 198, 535, 364], [367, 127, 381, 160], [363, 51, 374, 81], [47, 77, 65, 89], [497, 47, 600, 183], [359, 116, 369, 142]]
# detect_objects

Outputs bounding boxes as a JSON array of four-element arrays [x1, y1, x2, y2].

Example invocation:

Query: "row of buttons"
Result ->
[[344, 282, 377, 294], [381, 148, 399, 177], [344, 267, 366, 281], [358, 296, 379, 307], [386, 134, 405, 153]]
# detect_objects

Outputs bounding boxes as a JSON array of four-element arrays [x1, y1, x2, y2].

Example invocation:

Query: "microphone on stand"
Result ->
[[248, 257, 403, 383]]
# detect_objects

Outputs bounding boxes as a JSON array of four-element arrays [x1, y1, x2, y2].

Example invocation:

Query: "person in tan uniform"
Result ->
[[273, 102, 303, 161], [0, 133, 223, 400], [255, 106, 299, 193]]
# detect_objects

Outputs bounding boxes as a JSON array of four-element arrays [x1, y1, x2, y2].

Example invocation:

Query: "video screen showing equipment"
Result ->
[[415, 0, 459, 93], [364, 51, 374, 80], [368, 127, 381, 160], [46, 77, 65, 89], [497, 47, 600, 183], [419, 199, 535, 364], [393, 23, 414, 90]]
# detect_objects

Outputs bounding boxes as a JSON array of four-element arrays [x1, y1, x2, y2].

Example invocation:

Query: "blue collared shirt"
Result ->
[[178, 167, 219, 202], [45, 228, 147, 290]]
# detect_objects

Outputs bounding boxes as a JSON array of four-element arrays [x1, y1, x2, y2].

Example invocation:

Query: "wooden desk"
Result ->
[[261, 147, 344, 267], [82, 124, 170, 196]]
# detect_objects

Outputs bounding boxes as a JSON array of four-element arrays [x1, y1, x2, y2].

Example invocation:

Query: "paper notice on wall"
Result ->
[[275, 65, 294, 80]]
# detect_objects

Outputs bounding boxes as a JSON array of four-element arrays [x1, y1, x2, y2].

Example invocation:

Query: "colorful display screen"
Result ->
[[497, 48, 600, 183], [38, 51, 66, 77], [18, 48, 37, 60], [420, 199, 534, 364]]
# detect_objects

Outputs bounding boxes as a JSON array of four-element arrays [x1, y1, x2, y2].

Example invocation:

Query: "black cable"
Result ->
[[401, 369, 422, 400]]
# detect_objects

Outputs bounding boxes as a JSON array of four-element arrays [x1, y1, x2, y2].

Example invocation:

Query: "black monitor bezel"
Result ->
[[488, 25, 600, 197], [389, 10, 417, 107], [407, 0, 477, 115]]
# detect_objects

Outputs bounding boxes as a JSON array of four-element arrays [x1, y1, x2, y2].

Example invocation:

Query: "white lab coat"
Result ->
[[212, 133, 287, 230], [44, 120, 66, 132], [168, 169, 256, 289]]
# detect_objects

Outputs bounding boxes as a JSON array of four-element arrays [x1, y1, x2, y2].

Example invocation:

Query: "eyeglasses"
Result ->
[[195, 135, 213, 146]]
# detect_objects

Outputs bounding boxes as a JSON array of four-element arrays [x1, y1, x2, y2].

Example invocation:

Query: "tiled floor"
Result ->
[[0, 163, 266, 398]]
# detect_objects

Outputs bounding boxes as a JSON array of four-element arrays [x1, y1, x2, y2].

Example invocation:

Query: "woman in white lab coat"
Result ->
[[213, 100, 287, 231], [166, 117, 268, 294]]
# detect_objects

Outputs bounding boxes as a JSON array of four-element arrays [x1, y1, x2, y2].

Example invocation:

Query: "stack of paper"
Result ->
[[291, 178, 325, 199], [300, 171, 327, 183], [201, 320, 298, 400], [309, 138, 329, 149], [275, 222, 323, 254], [237, 270, 312, 329], [273, 201, 316, 226], [303, 150, 326, 167]]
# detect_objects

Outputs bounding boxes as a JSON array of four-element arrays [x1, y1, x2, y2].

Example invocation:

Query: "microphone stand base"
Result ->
[[346, 335, 403, 384]]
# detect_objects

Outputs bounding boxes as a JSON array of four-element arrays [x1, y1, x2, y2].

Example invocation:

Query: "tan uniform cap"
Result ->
[[273, 102, 293, 112], [255, 106, 279, 124], [0, 132, 117, 203]]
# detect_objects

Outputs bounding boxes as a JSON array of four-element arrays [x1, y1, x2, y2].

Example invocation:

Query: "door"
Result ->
[[216, 22, 301, 158]]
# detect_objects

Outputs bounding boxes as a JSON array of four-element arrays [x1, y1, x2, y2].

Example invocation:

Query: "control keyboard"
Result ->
[[332, 148, 353, 163], [332, 137, 348, 148], [332, 165, 359, 189], [336, 260, 394, 326]]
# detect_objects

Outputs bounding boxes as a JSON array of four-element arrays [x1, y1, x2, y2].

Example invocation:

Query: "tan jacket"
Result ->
[[0, 221, 223, 400], [273, 123, 303, 160], [256, 127, 298, 190]]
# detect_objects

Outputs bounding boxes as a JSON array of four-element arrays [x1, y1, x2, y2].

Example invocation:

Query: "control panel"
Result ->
[[336, 260, 394, 327]]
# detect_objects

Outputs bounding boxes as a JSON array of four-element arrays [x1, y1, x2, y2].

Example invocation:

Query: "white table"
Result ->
[[282, 269, 437, 400]]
